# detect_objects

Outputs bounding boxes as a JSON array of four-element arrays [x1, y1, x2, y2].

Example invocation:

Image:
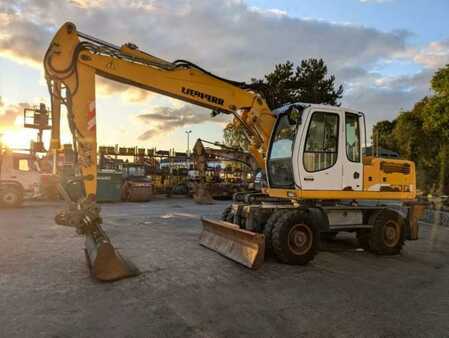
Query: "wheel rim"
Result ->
[[384, 220, 401, 247], [288, 224, 313, 255], [3, 192, 17, 204]]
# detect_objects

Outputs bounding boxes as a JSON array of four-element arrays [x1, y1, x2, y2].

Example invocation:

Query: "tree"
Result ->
[[369, 64, 449, 194], [371, 120, 398, 154], [423, 65, 449, 194], [293, 58, 344, 106], [224, 58, 343, 149], [256, 58, 343, 109], [393, 99, 440, 192]]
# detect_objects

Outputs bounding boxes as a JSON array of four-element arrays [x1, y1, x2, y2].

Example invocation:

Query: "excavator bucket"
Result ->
[[84, 223, 139, 282], [200, 217, 265, 269], [193, 183, 215, 205], [56, 181, 139, 282]]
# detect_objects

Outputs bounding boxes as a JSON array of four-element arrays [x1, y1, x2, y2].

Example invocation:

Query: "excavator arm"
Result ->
[[45, 22, 275, 197], [44, 22, 275, 280]]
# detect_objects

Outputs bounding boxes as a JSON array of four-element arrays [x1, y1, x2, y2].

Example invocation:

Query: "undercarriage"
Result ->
[[205, 192, 422, 267]]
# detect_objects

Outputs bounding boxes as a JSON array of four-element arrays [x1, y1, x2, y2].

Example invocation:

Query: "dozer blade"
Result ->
[[200, 217, 265, 269], [84, 223, 139, 282]]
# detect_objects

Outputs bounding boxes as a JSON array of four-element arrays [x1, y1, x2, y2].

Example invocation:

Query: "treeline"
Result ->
[[373, 65, 449, 194]]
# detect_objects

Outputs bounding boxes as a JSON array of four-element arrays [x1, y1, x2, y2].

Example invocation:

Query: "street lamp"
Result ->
[[185, 130, 192, 156], [185, 130, 192, 169]]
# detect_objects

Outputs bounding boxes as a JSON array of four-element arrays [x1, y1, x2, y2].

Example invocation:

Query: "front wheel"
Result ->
[[0, 186, 23, 207], [271, 211, 319, 265]]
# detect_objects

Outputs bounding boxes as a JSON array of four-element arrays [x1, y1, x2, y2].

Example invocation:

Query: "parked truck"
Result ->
[[0, 148, 41, 207]]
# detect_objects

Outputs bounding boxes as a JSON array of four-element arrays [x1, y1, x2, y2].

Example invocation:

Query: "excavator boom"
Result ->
[[44, 22, 276, 279]]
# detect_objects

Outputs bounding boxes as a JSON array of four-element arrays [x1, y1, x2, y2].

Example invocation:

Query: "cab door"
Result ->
[[298, 109, 342, 190], [8, 154, 40, 192], [342, 112, 364, 191]]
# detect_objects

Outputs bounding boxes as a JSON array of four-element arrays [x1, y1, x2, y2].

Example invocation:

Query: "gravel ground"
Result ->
[[1, 198, 449, 338]]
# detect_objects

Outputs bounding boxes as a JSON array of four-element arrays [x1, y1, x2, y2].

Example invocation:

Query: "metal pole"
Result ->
[[185, 130, 192, 169]]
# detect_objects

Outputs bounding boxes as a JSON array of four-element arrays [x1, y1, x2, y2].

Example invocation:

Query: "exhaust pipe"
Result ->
[[200, 217, 265, 269]]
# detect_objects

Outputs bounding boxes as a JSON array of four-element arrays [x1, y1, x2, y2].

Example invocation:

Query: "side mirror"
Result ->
[[287, 106, 303, 126]]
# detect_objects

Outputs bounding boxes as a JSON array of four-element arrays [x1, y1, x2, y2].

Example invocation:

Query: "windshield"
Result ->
[[267, 114, 297, 188]]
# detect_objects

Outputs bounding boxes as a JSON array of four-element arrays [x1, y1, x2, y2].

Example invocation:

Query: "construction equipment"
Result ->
[[98, 148, 153, 202], [120, 163, 153, 202], [0, 147, 42, 207], [191, 138, 257, 203], [23, 103, 52, 154], [44, 22, 420, 279]]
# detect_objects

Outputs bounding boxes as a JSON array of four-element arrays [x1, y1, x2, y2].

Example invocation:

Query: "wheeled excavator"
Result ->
[[44, 22, 424, 281]]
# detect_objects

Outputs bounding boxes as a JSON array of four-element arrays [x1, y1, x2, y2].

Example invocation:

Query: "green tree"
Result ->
[[224, 58, 343, 149], [371, 120, 398, 153], [370, 64, 449, 194], [422, 65, 449, 194], [293, 58, 344, 106], [392, 99, 440, 192], [257, 58, 343, 109]]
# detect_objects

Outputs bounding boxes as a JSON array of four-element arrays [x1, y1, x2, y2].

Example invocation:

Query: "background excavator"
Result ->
[[44, 22, 424, 281], [191, 138, 258, 203]]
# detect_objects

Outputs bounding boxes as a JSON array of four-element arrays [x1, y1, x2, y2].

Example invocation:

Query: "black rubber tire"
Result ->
[[263, 210, 284, 255], [356, 230, 371, 250], [272, 211, 319, 265], [369, 209, 404, 255], [221, 205, 234, 223], [0, 186, 23, 208]]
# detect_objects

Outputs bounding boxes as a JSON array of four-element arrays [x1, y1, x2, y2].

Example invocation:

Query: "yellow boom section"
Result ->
[[44, 22, 275, 197]]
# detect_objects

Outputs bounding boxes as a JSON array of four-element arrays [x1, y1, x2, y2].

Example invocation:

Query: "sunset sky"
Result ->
[[0, 0, 448, 151]]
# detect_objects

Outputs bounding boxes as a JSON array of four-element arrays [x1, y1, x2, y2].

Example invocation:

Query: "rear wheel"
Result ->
[[369, 210, 404, 255], [272, 211, 319, 265], [0, 186, 23, 207]]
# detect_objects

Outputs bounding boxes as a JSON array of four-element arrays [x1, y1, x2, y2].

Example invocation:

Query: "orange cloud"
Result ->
[[0, 97, 31, 132]]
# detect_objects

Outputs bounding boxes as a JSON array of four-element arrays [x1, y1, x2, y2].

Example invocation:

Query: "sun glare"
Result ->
[[1, 130, 33, 149]]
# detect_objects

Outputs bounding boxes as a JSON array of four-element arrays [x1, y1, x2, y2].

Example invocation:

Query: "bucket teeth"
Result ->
[[200, 217, 265, 269], [84, 223, 139, 282]]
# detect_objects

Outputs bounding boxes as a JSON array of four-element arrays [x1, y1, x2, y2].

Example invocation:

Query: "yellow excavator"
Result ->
[[44, 22, 424, 281]]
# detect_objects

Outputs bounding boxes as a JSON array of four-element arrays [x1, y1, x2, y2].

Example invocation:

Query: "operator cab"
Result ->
[[267, 103, 365, 192]]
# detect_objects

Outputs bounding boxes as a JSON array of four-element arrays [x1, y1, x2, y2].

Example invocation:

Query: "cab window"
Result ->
[[267, 114, 297, 188], [14, 158, 31, 172], [345, 113, 361, 163], [303, 112, 339, 172]]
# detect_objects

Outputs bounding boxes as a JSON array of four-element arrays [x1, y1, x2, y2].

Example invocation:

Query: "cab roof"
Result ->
[[272, 102, 362, 116]]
